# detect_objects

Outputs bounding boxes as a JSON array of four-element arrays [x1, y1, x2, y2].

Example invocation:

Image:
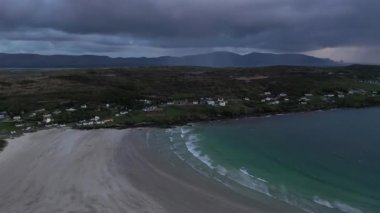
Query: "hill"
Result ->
[[0, 52, 340, 68]]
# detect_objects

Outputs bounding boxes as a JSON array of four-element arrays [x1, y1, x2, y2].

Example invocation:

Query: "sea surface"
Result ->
[[150, 108, 380, 213]]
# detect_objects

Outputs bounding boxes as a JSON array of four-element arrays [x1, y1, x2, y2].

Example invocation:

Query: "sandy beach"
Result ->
[[0, 128, 302, 213]]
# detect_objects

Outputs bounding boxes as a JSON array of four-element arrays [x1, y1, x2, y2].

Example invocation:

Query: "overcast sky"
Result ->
[[0, 0, 379, 64]]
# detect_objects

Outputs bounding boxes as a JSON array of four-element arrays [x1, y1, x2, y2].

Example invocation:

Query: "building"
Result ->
[[166, 101, 174, 105], [143, 106, 161, 112], [120, 111, 128, 115], [348, 89, 366, 95], [0, 112, 7, 120], [66, 108, 76, 112], [44, 118, 52, 124], [34, 108, 46, 113], [53, 110, 62, 115], [13, 116, 22, 121], [207, 100, 215, 106], [269, 100, 280, 105]]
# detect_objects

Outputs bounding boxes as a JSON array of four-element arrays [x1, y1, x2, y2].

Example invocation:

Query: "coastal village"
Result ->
[[0, 65, 380, 140], [1, 79, 379, 138]]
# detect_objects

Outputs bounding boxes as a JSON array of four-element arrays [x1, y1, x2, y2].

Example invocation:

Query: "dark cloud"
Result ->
[[0, 0, 379, 63]]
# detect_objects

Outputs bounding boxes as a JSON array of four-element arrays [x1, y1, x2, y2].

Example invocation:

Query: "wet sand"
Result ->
[[0, 128, 302, 213]]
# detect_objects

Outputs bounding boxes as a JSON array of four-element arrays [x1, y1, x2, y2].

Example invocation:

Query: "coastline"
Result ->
[[73, 105, 375, 131], [0, 128, 302, 213], [182, 106, 369, 128]]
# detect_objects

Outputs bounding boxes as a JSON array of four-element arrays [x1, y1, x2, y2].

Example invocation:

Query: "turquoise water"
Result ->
[[162, 108, 380, 213]]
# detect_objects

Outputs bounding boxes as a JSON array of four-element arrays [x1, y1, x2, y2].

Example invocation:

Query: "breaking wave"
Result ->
[[165, 126, 364, 213]]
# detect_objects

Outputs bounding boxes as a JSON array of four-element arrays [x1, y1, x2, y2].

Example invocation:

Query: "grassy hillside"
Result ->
[[0, 65, 379, 132]]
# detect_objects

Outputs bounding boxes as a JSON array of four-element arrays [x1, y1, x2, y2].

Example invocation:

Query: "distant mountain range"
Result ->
[[0, 52, 341, 68]]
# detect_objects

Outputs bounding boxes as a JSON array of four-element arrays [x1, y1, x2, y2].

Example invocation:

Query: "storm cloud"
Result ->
[[0, 0, 379, 63]]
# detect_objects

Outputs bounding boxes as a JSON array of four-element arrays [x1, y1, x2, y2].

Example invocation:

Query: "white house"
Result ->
[[299, 97, 310, 102], [219, 101, 227, 107], [53, 110, 62, 115], [207, 100, 216, 106], [44, 118, 52, 124], [34, 108, 46, 113], [13, 116, 22, 121], [120, 111, 128, 115], [269, 101, 280, 105], [66, 108, 76, 112], [143, 106, 160, 112]]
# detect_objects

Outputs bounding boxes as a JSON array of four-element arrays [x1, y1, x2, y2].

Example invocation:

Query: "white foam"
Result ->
[[216, 165, 228, 176], [333, 201, 363, 213], [233, 168, 271, 196], [313, 196, 363, 213], [180, 127, 192, 138], [239, 168, 268, 183], [313, 196, 334, 208], [185, 133, 215, 169], [171, 127, 364, 213]]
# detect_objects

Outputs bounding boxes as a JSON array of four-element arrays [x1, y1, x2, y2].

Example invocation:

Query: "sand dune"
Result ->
[[0, 128, 301, 213]]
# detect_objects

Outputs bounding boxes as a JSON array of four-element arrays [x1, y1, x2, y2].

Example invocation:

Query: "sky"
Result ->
[[0, 0, 379, 64]]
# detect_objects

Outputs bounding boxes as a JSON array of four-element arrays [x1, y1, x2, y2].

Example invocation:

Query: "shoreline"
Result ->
[[148, 106, 375, 129], [75, 105, 376, 130], [0, 128, 303, 213], [1, 106, 375, 148]]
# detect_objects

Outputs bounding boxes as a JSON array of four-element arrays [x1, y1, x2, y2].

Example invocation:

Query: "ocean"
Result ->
[[149, 108, 380, 213]]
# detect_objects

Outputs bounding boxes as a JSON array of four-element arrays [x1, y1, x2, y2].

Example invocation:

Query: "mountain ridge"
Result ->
[[0, 52, 340, 68]]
